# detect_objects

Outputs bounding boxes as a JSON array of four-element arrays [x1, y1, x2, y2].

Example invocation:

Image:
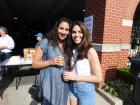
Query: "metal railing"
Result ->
[[129, 26, 140, 57]]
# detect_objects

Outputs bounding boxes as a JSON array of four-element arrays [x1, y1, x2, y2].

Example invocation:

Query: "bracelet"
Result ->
[[49, 59, 54, 66], [49, 60, 51, 66]]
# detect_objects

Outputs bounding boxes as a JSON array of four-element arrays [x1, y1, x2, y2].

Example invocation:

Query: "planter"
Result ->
[[96, 88, 123, 105]]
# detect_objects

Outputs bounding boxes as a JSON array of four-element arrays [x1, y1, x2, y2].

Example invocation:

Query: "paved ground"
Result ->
[[0, 66, 110, 105]]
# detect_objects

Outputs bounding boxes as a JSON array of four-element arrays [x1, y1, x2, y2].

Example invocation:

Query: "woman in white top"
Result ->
[[63, 21, 102, 105]]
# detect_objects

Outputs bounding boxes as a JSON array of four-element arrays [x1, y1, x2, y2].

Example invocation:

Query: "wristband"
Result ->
[[49, 59, 54, 66], [49, 60, 51, 66]]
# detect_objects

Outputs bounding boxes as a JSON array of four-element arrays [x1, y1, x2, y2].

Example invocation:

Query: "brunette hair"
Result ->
[[47, 17, 72, 47], [72, 21, 92, 60], [47, 17, 73, 70]]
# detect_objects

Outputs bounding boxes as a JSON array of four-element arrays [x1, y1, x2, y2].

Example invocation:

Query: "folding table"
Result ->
[[1, 56, 32, 89]]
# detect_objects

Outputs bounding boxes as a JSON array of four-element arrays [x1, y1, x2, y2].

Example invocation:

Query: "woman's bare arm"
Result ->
[[32, 47, 64, 69], [63, 48, 102, 83], [32, 47, 51, 69]]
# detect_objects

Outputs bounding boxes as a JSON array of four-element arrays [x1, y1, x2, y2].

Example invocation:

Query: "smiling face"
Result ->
[[57, 21, 70, 41], [72, 25, 83, 45]]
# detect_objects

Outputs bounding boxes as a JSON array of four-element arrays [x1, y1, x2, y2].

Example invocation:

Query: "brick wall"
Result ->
[[85, 0, 139, 85], [85, 0, 106, 43]]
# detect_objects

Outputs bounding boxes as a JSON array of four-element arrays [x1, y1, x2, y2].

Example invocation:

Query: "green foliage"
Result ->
[[102, 67, 133, 100], [136, 52, 140, 56], [116, 67, 132, 83], [117, 67, 131, 76], [102, 79, 133, 100]]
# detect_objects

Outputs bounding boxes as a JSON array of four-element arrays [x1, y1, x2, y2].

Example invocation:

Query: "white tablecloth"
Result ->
[[1, 56, 32, 67]]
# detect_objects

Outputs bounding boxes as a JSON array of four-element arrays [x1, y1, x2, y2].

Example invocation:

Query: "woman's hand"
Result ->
[[63, 71, 77, 81], [50, 56, 64, 66]]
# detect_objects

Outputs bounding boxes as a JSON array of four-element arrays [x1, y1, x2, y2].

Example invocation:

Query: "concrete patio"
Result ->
[[0, 66, 110, 105]]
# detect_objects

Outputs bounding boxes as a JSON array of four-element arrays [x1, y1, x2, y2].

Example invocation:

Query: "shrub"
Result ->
[[102, 79, 133, 100], [116, 67, 132, 84], [102, 67, 133, 100]]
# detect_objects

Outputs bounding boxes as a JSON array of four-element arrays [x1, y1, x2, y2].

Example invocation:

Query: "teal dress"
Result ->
[[36, 38, 69, 105]]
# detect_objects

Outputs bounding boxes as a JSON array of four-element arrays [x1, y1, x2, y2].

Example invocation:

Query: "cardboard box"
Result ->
[[23, 48, 35, 60]]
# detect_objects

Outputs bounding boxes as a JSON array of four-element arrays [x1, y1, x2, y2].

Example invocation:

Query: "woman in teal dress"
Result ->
[[32, 18, 72, 105]]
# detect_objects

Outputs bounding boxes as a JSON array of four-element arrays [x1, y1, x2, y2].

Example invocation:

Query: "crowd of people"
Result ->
[[0, 17, 102, 105]]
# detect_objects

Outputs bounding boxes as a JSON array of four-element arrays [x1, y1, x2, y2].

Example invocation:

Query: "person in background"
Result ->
[[63, 21, 102, 105], [32, 17, 72, 105], [35, 33, 44, 41], [0, 26, 15, 80]]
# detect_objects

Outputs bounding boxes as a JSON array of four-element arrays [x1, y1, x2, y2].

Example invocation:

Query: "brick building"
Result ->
[[85, 0, 140, 85]]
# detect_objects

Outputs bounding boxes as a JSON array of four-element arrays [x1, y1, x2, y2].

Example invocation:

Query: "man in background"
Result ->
[[0, 26, 15, 80], [35, 33, 44, 41]]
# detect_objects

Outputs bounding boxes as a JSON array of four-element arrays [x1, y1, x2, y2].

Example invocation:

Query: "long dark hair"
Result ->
[[47, 17, 72, 47], [47, 17, 73, 70], [72, 21, 92, 60]]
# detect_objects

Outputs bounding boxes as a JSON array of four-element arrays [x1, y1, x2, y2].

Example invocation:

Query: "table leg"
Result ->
[[16, 76, 22, 89], [15, 66, 22, 90]]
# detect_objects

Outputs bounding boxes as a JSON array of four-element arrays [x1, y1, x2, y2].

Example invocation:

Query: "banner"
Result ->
[[84, 15, 93, 42]]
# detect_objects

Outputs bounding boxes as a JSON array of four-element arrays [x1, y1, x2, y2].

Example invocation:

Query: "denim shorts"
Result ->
[[69, 82, 96, 105]]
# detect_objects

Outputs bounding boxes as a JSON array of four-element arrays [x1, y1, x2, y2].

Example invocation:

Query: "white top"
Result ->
[[72, 49, 91, 76], [0, 34, 15, 53]]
